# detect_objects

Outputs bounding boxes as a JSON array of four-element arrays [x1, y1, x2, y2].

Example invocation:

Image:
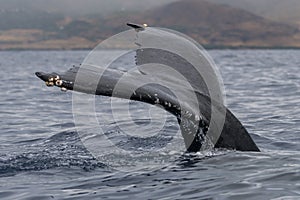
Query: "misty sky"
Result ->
[[0, 0, 179, 15]]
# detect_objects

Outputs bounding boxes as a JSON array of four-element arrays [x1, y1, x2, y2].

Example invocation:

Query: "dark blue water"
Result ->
[[0, 50, 299, 199]]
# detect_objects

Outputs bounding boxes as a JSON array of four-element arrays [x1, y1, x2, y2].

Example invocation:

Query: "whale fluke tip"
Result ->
[[127, 22, 146, 31], [35, 71, 48, 82]]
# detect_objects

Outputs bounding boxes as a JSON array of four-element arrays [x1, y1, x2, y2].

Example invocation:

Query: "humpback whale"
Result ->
[[36, 23, 260, 152]]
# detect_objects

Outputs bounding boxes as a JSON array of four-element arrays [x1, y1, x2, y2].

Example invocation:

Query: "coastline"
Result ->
[[1, 45, 300, 51]]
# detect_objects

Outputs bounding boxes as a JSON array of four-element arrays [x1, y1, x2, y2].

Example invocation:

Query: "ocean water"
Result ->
[[0, 50, 299, 199]]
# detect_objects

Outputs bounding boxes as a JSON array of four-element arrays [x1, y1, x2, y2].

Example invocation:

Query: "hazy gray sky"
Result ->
[[0, 0, 179, 15]]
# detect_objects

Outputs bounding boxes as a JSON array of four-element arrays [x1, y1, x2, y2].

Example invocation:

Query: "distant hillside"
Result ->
[[208, 0, 300, 27], [3, 0, 300, 26], [103, 0, 300, 48], [1, 0, 300, 50], [0, 9, 63, 31]]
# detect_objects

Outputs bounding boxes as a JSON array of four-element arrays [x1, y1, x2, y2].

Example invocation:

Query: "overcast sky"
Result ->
[[0, 0, 179, 15]]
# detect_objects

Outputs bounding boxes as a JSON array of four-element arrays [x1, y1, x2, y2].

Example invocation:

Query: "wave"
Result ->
[[0, 128, 228, 176], [0, 131, 106, 177]]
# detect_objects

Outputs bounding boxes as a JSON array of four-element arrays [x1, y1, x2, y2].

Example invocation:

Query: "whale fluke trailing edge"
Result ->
[[36, 23, 260, 152]]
